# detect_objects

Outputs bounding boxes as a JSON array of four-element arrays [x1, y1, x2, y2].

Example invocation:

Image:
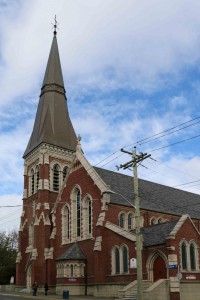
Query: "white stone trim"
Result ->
[[44, 202, 50, 210], [96, 212, 106, 226], [19, 218, 27, 231], [50, 227, 56, 239], [38, 179, 43, 190], [94, 236, 102, 251], [44, 247, 54, 259], [76, 148, 108, 193], [23, 189, 27, 198], [167, 214, 200, 239], [105, 221, 136, 241], [44, 179, 49, 190], [34, 212, 51, 226], [16, 252, 22, 263], [31, 249, 38, 260], [26, 245, 33, 253]]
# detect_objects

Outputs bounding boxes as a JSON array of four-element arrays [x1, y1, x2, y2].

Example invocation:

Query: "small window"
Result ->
[[119, 213, 125, 228], [88, 198, 92, 234], [35, 165, 39, 191], [115, 248, 120, 274], [77, 190, 81, 237], [70, 265, 73, 276], [31, 169, 34, 195], [122, 246, 128, 273], [128, 213, 134, 230], [63, 166, 68, 181], [53, 164, 60, 191], [190, 243, 196, 271], [29, 223, 34, 246], [181, 242, 187, 270], [150, 217, 157, 225]]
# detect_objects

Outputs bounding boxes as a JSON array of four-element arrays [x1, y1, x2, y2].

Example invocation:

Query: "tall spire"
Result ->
[[23, 29, 77, 157]]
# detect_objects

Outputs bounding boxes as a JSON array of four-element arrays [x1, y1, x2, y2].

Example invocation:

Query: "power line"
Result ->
[[123, 116, 200, 149], [138, 119, 200, 146], [150, 133, 200, 153]]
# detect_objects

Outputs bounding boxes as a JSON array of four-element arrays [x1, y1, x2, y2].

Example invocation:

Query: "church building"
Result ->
[[16, 28, 200, 300]]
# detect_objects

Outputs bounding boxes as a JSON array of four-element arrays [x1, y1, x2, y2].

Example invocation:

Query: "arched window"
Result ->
[[158, 217, 163, 224], [115, 247, 120, 274], [190, 243, 196, 271], [70, 265, 73, 276], [85, 197, 92, 235], [76, 190, 81, 237], [122, 245, 128, 273], [31, 168, 34, 195], [63, 166, 68, 181], [128, 213, 134, 230], [150, 217, 157, 225], [82, 196, 93, 239], [111, 245, 129, 275], [62, 205, 70, 244], [35, 165, 39, 191], [53, 164, 60, 191], [181, 242, 187, 270], [119, 213, 125, 228], [29, 223, 34, 246]]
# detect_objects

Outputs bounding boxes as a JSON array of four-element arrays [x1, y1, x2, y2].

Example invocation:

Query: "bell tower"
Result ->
[[16, 23, 77, 289]]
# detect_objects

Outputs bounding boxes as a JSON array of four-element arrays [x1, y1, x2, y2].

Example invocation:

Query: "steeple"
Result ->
[[23, 31, 77, 157]]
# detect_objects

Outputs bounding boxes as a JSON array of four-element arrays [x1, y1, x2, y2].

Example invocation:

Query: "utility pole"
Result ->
[[118, 147, 151, 300]]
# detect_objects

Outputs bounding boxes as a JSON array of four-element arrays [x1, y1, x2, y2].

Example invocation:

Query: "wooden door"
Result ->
[[153, 255, 167, 282]]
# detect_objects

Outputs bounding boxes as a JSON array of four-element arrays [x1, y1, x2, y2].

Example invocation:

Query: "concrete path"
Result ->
[[0, 291, 116, 300]]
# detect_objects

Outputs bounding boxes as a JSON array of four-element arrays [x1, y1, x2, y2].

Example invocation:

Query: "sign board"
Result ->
[[68, 278, 77, 282], [186, 275, 196, 280], [167, 264, 178, 269], [130, 258, 137, 268]]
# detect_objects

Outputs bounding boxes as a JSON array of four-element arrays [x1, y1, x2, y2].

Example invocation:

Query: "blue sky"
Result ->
[[1, 0, 200, 231]]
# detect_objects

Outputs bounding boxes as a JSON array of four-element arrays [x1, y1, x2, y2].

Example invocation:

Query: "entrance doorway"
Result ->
[[153, 255, 167, 282]]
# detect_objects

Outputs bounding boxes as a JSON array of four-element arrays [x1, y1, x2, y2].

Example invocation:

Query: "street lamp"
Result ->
[[103, 189, 136, 208], [103, 188, 143, 300]]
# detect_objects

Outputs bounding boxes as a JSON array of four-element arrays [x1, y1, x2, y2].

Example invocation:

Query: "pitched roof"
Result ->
[[93, 167, 200, 219], [57, 243, 86, 261], [141, 220, 178, 247], [23, 34, 77, 157]]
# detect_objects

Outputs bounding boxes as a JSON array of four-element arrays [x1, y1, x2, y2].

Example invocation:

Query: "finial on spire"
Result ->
[[53, 15, 58, 35]]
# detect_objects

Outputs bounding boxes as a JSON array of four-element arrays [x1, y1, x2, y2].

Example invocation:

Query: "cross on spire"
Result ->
[[53, 15, 58, 35]]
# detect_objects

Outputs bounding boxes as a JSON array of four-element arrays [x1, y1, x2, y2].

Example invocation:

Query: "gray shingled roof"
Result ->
[[94, 167, 200, 219], [57, 243, 86, 261], [141, 220, 178, 247], [23, 35, 77, 157]]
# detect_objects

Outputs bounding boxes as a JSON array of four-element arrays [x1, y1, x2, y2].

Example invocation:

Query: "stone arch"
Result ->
[[146, 251, 168, 282]]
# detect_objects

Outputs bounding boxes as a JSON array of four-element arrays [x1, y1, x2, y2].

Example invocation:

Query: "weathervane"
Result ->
[[52, 15, 59, 35]]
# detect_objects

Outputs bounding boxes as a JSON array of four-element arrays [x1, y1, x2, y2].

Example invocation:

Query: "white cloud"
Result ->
[[2, 0, 200, 109]]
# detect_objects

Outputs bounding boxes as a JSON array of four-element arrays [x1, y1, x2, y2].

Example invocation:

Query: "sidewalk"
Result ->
[[0, 291, 116, 300]]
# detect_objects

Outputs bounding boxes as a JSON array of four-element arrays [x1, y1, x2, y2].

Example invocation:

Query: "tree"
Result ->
[[0, 230, 18, 284]]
